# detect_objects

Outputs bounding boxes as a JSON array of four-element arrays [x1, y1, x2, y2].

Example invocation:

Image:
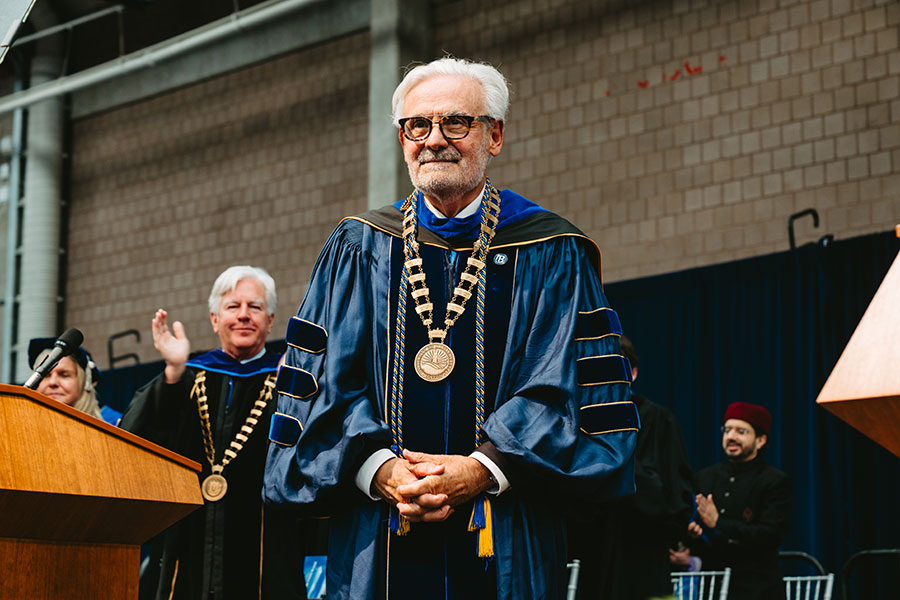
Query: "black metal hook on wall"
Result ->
[[788, 209, 833, 249]]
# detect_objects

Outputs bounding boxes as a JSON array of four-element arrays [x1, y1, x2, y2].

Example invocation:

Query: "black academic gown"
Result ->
[[692, 457, 792, 600], [569, 393, 694, 599], [120, 350, 307, 600]]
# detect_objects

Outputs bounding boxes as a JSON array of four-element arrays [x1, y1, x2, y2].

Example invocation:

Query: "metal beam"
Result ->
[[12, 4, 122, 47], [73, 0, 369, 118], [0, 0, 369, 118]]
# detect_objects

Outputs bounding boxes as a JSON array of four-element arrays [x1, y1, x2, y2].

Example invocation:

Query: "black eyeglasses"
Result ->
[[721, 425, 751, 436], [398, 115, 494, 141]]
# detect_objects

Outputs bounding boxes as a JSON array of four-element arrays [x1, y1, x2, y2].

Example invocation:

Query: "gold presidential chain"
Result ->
[[402, 183, 502, 382], [191, 370, 277, 502]]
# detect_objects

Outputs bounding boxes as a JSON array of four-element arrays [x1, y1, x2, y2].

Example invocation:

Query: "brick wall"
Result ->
[[435, 0, 900, 281], [64, 0, 900, 366], [67, 32, 370, 364]]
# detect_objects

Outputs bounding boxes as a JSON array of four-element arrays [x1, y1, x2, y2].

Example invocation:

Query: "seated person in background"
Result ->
[[682, 402, 792, 600], [119, 265, 308, 600], [28, 337, 119, 424]]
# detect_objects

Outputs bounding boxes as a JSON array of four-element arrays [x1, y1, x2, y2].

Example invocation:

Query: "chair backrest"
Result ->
[[784, 574, 834, 600], [671, 568, 731, 600], [566, 559, 581, 600], [779, 550, 827, 576]]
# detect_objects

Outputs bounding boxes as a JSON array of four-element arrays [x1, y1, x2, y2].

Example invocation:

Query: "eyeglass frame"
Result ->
[[720, 425, 753, 436], [398, 114, 495, 142]]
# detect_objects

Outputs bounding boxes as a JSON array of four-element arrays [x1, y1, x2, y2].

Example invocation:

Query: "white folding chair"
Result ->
[[783, 573, 834, 600], [566, 559, 581, 600], [671, 567, 731, 600]]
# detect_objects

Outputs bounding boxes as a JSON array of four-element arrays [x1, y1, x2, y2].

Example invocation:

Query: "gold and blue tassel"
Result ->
[[467, 495, 494, 558], [389, 505, 411, 536]]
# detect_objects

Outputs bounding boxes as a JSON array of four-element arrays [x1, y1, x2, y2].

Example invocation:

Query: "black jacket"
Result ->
[[693, 457, 792, 600]]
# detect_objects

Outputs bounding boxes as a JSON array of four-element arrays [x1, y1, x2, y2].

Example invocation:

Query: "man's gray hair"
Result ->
[[208, 265, 277, 315], [391, 57, 510, 126]]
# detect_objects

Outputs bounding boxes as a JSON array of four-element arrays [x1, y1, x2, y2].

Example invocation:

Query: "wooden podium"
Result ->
[[817, 247, 900, 458], [0, 384, 204, 599]]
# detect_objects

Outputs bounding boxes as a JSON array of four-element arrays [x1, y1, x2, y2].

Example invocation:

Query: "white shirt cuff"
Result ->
[[470, 451, 511, 495], [355, 449, 397, 500]]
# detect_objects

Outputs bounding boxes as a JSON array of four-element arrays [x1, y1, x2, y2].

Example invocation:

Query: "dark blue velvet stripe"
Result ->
[[574, 307, 623, 340], [285, 316, 328, 354], [579, 401, 641, 435], [186, 349, 281, 378], [269, 412, 303, 446], [576, 354, 632, 386], [276, 365, 318, 399], [384, 237, 510, 598]]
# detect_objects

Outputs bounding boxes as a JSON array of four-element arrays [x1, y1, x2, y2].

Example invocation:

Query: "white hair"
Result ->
[[208, 266, 277, 315], [391, 57, 510, 125]]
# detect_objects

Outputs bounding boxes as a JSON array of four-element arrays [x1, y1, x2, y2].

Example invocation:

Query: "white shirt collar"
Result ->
[[421, 183, 487, 220], [240, 348, 266, 364]]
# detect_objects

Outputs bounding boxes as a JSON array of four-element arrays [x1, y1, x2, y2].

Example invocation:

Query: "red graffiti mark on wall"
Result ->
[[605, 55, 727, 96]]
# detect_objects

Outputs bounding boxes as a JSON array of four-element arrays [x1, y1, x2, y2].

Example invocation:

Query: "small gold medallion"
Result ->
[[201, 473, 228, 502], [414, 342, 456, 382]]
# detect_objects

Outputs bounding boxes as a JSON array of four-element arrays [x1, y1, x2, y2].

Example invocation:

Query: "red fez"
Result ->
[[724, 402, 772, 435]]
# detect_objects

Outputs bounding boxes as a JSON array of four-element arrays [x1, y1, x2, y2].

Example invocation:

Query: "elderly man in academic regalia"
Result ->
[[121, 265, 307, 600], [264, 58, 640, 600]]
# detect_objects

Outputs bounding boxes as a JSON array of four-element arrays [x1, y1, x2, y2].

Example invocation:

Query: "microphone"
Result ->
[[23, 328, 84, 390]]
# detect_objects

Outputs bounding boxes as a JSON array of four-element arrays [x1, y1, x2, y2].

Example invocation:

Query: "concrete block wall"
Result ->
[[67, 32, 370, 364], [63, 0, 900, 366], [435, 0, 900, 281]]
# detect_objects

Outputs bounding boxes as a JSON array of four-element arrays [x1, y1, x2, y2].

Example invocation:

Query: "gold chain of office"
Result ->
[[402, 184, 502, 381], [191, 370, 276, 502]]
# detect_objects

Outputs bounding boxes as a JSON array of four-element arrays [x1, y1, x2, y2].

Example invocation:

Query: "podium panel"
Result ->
[[0, 538, 138, 599], [817, 249, 900, 458], [0, 384, 202, 599]]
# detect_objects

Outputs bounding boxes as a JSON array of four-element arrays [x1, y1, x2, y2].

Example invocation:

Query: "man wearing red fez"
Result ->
[[684, 402, 793, 600]]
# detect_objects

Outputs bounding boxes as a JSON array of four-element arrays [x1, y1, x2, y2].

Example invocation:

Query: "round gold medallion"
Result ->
[[414, 342, 456, 382], [201, 473, 228, 502]]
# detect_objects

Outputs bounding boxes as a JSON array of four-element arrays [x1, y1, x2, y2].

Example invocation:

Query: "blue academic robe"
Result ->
[[264, 190, 638, 600]]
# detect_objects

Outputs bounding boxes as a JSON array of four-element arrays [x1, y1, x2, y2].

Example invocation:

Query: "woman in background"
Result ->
[[29, 338, 119, 424]]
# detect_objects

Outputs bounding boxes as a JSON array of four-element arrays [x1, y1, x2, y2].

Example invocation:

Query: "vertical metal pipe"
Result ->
[[14, 2, 65, 382], [1, 61, 24, 382], [15, 50, 64, 382]]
